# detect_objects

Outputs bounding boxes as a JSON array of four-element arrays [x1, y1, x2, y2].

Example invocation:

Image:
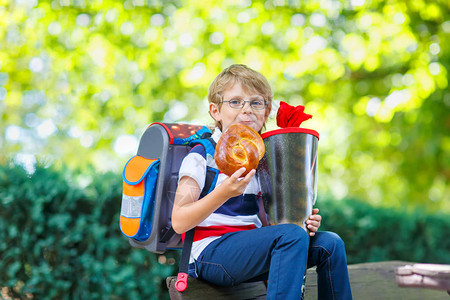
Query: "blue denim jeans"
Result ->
[[194, 224, 352, 300]]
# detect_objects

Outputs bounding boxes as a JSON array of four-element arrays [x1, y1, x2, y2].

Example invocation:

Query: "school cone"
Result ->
[[258, 128, 319, 227], [258, 128, 319, 299]]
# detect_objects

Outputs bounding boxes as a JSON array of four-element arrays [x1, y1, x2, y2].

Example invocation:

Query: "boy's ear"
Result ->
[[264, 106, 270, 120], [209, 103, 221, 122]]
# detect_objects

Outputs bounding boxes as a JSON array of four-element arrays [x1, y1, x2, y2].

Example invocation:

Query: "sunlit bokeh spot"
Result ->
[[150, 14, 165, 26], [428, 62, 441, 75], [114, 134, 139, 157], [429, 43, 441, 55], [351, 0, 365, 7], [24, 113, 39, 128], [310, 13, 326, 27], [121, 22, 134, 36], [29, 57, 44, 73], [179, 33, 194, 47], [261, 22, 275, 36], [80, 134, 94, 148], [385, 90, 411, 109], [6, 125, 22, 142], [76, 14, 91, 27], [366, 97, 381, 117], [209, 32, 225, 45], [302, 36, 327, 55], [14, 153, 36, 174], [164, 101, 188, 122], [105, 8, 119, 23], [402, 74, 415, 86], [36, 120, 57, 139], [393, 13, 405, 25], [443, 21, 450, 33], [163, 40, 177, 53], [291, 13, 305, 26], [48, 21, 62, 35], [358, 14, 372, 29], [189, 63, 206, 81], [237, 11, 250, 23], [0, 87, 7, 101]]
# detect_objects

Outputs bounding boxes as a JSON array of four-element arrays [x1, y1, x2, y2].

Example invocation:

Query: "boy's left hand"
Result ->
[[306, 208, 321, 237]]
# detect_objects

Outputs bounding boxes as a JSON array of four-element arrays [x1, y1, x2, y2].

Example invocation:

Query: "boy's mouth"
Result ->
[[238, 116, 255, 123], [240, 120, 254, 125]]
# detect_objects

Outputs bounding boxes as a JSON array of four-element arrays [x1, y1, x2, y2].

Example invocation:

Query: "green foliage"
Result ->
[[0, 0, 449, 213], [1, 163, 448, 298], [317, 197, 450, 265], [0, 163, 177, 299]]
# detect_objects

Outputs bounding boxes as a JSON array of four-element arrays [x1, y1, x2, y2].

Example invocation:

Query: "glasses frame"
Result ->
[[220, 98, 267, 111]]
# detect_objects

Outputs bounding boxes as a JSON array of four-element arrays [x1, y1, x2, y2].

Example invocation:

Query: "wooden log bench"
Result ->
[[167, 261, 449, 299]]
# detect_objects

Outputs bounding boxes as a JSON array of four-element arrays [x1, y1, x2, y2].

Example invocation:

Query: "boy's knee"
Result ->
[[321, 231, 346, 253], [278, 223, 310, 245], [330, 231, 345, 247]]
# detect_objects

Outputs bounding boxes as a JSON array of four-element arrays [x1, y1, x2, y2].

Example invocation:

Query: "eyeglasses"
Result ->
[[220, 98, 267, 110]]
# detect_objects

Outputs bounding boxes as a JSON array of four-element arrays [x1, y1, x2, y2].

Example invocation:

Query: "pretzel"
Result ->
[[215, 124, 265, 177]]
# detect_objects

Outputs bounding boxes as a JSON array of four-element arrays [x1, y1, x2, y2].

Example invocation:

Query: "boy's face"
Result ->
[[210, 82, 269, 133]]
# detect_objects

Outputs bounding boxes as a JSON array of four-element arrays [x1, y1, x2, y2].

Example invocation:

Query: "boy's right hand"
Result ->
[[221, 167, 256, 198]]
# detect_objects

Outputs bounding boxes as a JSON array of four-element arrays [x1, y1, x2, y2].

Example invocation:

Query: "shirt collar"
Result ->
[[211, 127, 222, 143]]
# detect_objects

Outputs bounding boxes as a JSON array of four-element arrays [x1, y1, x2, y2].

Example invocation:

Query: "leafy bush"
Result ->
[[317, 197, 450, 265], [0, 163, 177, 299], [1, 163, 448, 298]]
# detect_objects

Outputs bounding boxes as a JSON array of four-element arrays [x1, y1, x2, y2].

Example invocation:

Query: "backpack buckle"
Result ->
[[175, 272, 188, 292]]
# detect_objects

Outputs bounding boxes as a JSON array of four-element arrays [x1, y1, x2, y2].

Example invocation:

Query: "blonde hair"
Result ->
[[208, 64, 273, 131]]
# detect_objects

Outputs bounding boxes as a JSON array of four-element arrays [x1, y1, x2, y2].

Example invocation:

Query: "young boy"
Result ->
[[172, 64, 352, 299]]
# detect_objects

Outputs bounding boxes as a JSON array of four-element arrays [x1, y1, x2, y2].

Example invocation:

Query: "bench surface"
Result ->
[[167, 261, 449, 299]]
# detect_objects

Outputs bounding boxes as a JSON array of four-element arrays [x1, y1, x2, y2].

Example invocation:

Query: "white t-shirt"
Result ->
[[178, 128, 262, 263]]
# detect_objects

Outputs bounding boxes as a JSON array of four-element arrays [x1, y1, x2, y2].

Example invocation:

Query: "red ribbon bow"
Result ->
[[276, 101, 313, 128]]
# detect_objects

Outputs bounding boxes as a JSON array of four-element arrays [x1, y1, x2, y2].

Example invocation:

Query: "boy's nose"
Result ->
[[241, 101, 253, 113]]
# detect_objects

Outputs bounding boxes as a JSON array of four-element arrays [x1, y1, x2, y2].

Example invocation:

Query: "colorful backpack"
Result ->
[[120, 122, 217, 255]]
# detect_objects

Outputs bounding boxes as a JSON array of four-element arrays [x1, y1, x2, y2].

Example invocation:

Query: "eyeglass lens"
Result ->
[[228, 99, 265, 110]]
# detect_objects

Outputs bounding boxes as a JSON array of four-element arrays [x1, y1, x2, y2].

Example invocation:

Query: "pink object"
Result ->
[[396, 263, 450, 292], [175, 273, 188, 292]]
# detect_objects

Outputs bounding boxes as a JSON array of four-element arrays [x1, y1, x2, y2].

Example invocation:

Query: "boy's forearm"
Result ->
[[172, 184, 230, 234]]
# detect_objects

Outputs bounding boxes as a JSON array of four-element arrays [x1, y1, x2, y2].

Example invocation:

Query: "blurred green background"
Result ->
[[1, 0, 449, 298]]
